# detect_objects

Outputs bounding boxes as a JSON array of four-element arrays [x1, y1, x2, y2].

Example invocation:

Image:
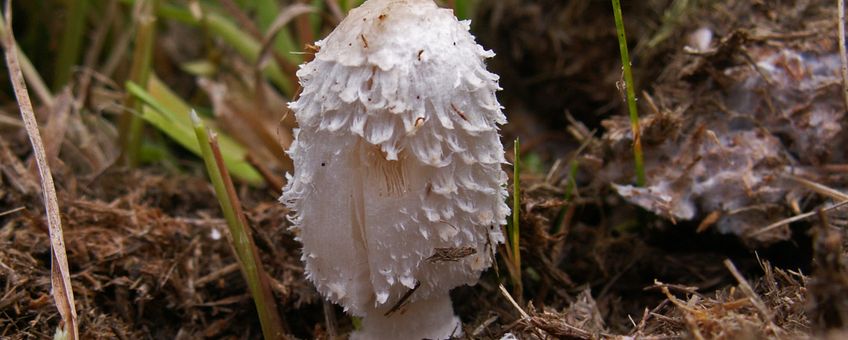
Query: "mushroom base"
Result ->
[[351, 293, 461, 340]]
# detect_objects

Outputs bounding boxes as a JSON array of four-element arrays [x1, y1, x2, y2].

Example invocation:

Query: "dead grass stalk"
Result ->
[[0, 2, 77, 339]]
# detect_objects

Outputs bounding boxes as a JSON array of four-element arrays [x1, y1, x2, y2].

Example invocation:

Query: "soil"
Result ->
[[2, 0, 847, 339]]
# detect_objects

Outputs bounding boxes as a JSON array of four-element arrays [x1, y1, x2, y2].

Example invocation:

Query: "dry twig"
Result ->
[[788, 175, 848, 201], [0, 206, 24, 217], [748, 200, 848, 237], [498, 284, 529, 319]]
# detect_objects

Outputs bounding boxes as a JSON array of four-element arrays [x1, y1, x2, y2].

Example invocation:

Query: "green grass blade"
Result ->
[[551, 160, 579, 234], [203, 13, 294, 94], [453, 0, 472, 20], [191, 112, 287, 339], [510, 138, 522, 298], [125, 79, 262, 184], [341, 0, 366, 13], [155, 2, 195, 23], [254, 0, 301, 64], [54, 0, 90, 89], [118, 0, 158, 167], [611, 0, 646, 187], [309, 0, 325, 35], [117, 0, 295, 95], [254, 0, 280, 30]]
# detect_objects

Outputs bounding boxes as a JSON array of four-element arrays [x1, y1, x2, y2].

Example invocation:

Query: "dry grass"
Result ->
[[0, 4, 77, 339]]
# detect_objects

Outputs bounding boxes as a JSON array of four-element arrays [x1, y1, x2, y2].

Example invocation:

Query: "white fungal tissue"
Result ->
[[280, 0, 508, 338], [612, 48, 844, 244]]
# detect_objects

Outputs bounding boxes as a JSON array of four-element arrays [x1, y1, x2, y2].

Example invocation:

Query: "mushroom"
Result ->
[[280, 0, 508, 338]]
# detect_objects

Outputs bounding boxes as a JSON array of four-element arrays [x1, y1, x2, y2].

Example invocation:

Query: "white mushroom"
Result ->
[[280, 0, 508, 338]]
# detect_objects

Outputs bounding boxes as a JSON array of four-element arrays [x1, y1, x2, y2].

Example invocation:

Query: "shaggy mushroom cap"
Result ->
[[281, 0, 508, 338]]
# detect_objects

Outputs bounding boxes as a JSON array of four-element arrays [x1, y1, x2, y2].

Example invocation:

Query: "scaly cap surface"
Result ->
[[281, 0, 508, 332]]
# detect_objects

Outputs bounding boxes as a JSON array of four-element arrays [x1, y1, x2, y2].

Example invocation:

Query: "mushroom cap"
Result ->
[[281, 0, 508, 317]]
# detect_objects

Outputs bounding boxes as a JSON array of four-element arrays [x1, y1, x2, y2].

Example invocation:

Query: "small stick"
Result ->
[[0, 206, 24, 217], [384, 281, 421, 317], [471, 315, 499, 337], [498, 284, 529, 320], [787, 174, 848, 201], [747, 200, 848, 237], [195, 262, 240, 287]]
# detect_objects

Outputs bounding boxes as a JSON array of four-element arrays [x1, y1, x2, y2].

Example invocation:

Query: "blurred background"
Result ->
[[0, 0, 679, 183]]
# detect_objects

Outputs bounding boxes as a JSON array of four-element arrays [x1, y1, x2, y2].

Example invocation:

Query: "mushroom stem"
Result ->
[[353, 293, 461, 340]]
